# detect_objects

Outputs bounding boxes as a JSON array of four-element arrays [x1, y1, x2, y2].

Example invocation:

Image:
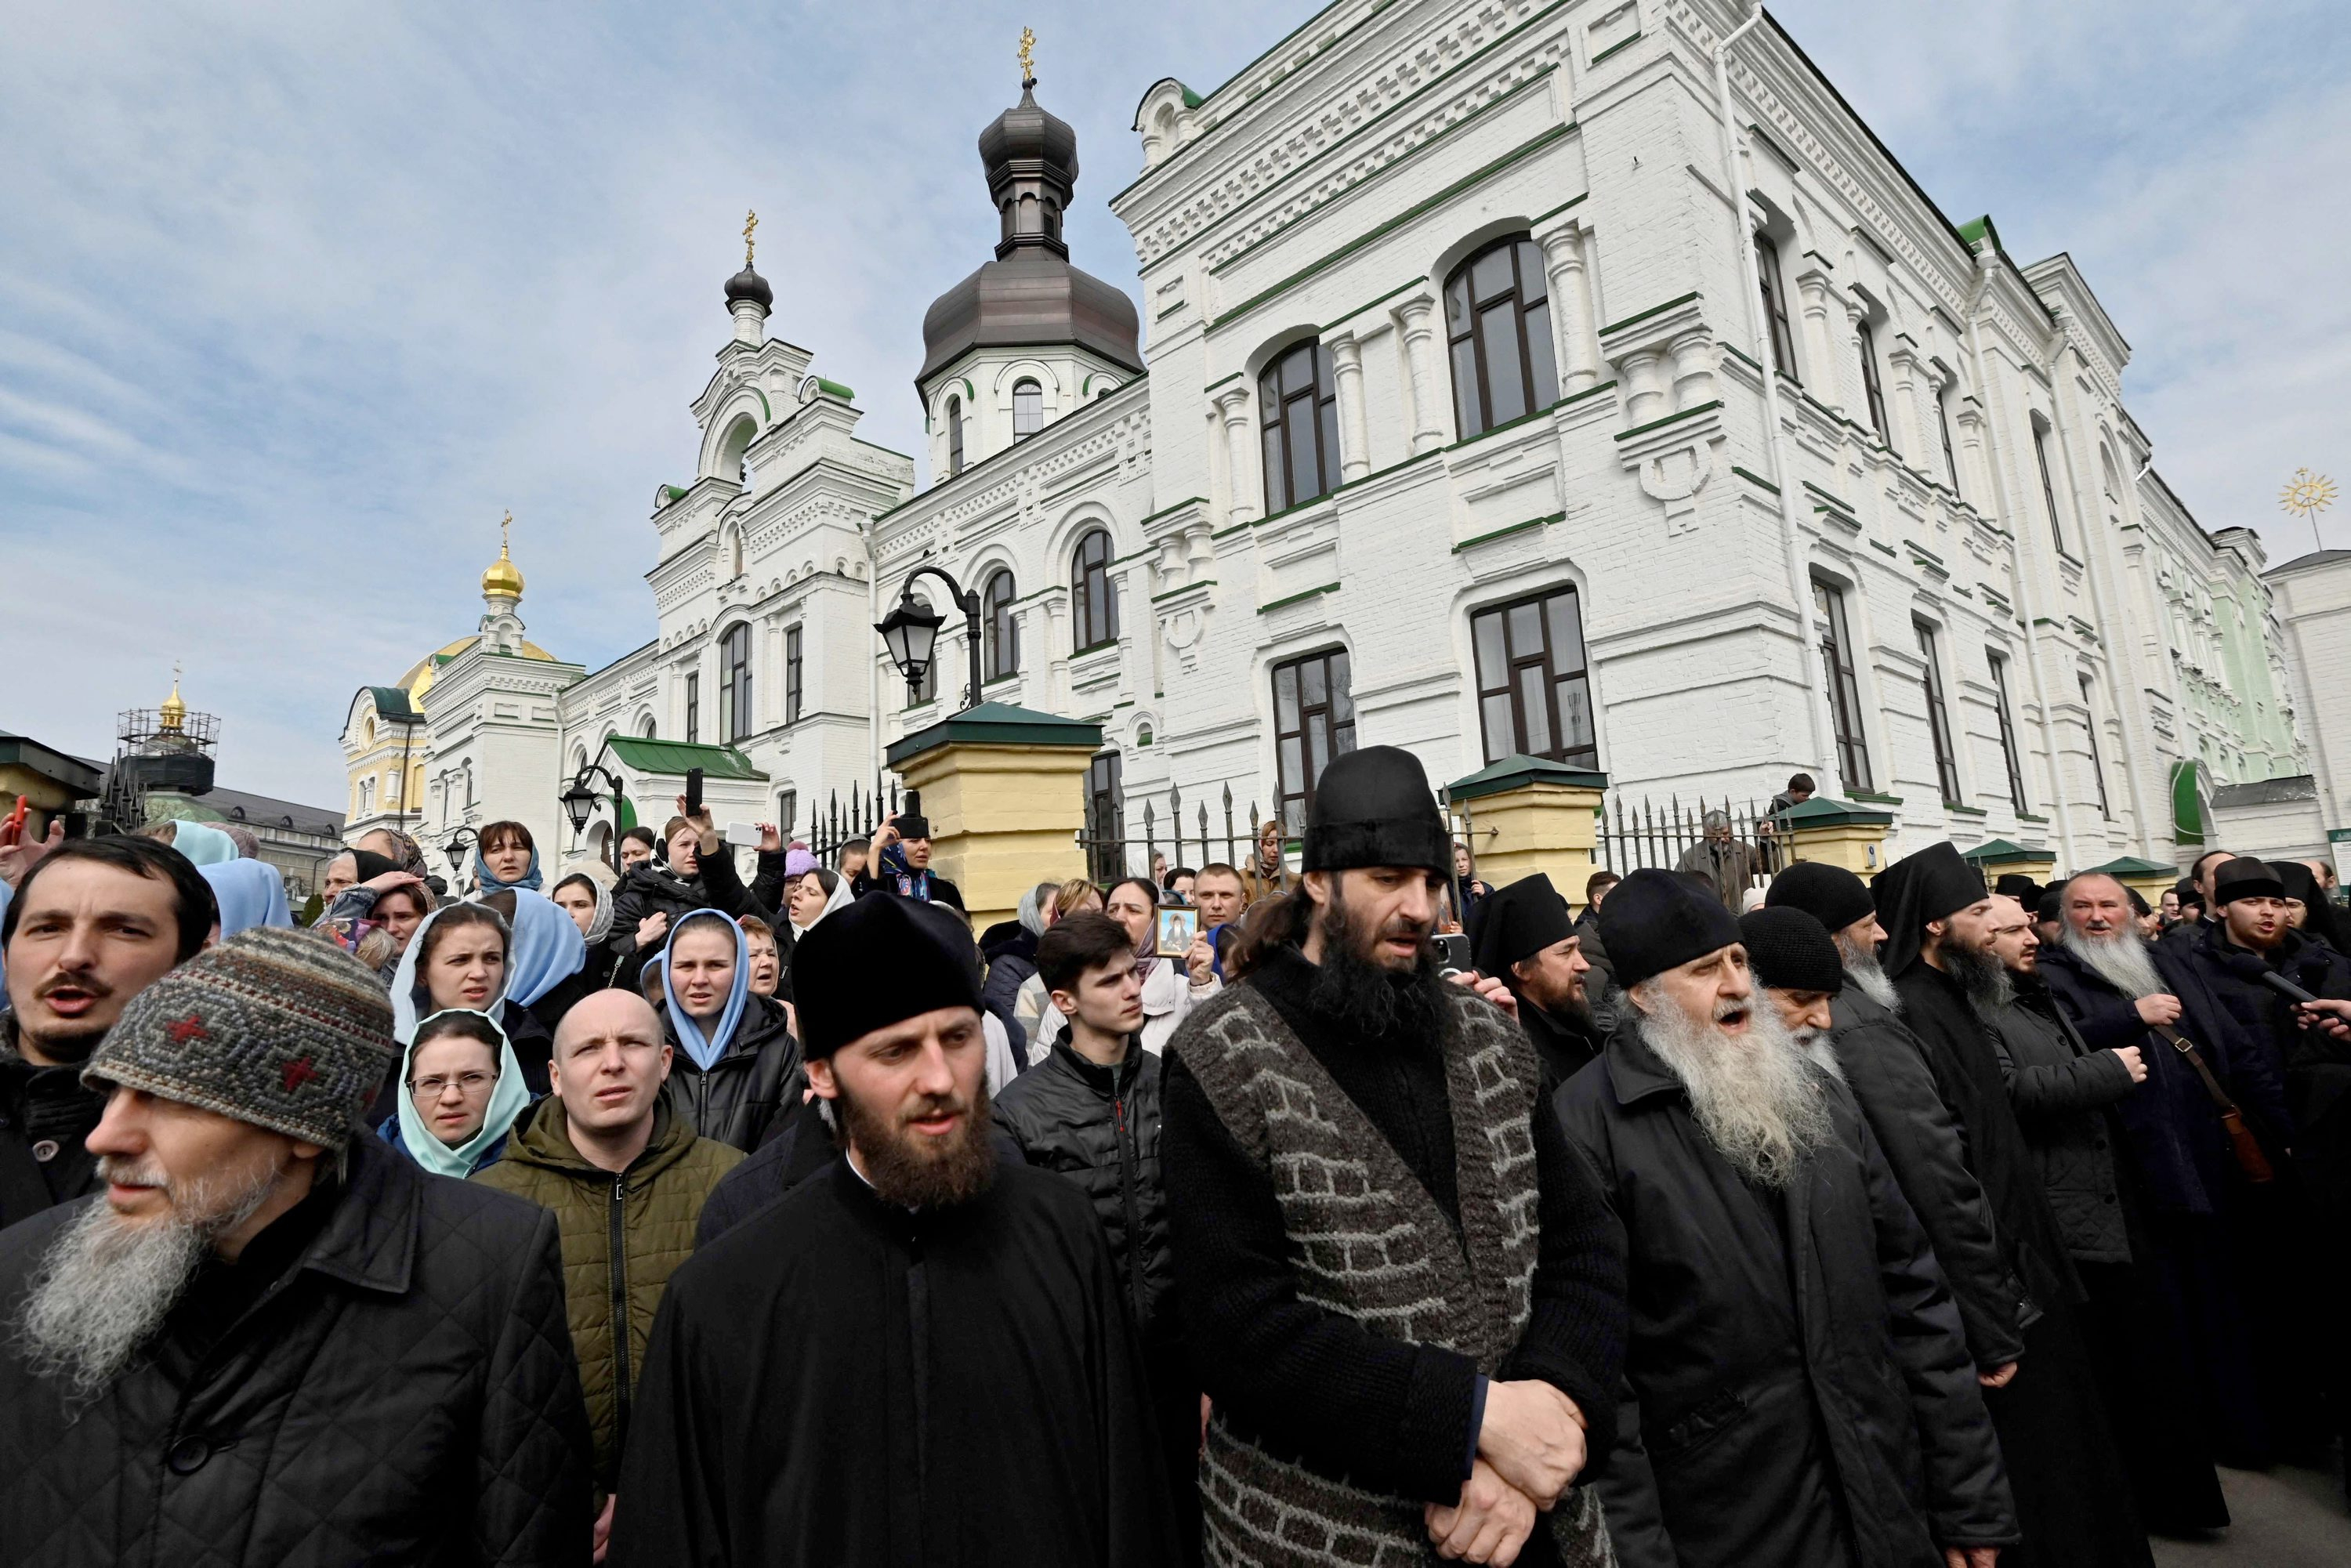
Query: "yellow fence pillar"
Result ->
[[1777, 798, 1896, 876], [886, 702, 1103, 933], [1445, 755, 1608, 896]]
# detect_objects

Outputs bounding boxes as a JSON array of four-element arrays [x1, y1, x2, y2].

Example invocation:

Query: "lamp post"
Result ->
[[875, 565, 985, 712], [560, 762, 629, 871], [442, 825, 478, 889]]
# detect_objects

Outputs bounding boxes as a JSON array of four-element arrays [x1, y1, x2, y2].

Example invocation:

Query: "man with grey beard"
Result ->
[[1765, 863, 2030, 1382], [0, 925, 590, 1566], [1557, 868, 2015, 1568]]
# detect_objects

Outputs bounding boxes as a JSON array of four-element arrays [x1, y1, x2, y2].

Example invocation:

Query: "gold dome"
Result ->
[[158, 669, 187, 732], [481, 509, 524, 600]]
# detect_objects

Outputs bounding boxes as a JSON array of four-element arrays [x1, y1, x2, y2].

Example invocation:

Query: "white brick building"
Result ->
[[342, 0, 2307, 884]]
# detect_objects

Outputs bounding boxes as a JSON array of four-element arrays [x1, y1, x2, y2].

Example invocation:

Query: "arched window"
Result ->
[[723, 523, 744, 580], [1013, 378, 1043, 440], [719, 622, 753, 742], [639, 715, 656, 740], [984, 569, 1020, 681], [1259, 339, 1340, 513], [947, 396, 965, 477], [1444, 235, 1558, 439], [1070, 530, 1118, 654]]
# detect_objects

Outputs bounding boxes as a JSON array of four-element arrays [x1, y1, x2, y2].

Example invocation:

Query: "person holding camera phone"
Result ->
[[605, 788, 784, 995], [855, 811, 965, 913]]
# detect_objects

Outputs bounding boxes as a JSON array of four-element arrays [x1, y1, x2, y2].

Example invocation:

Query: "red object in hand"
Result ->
[[1, 795, 27, 846]]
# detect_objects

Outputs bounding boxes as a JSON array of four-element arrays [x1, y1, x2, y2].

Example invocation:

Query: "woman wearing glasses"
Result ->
[[379, 1010, 535, 1177]]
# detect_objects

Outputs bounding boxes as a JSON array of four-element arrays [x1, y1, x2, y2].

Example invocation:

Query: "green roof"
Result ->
[[1960, 838, 2051, 865], [2078, 856, 2175, 879], [1444, 754, 1607, 803], [365, 686, 418, 719], [1957, 214, 2003, 252], [601, 737, 767, 781], [807, 377, 856, 402], [884, 701, 1103, 768]]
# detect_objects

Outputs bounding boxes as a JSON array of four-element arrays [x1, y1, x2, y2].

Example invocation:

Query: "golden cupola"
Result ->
[[158, 666, 188, 733], [481, 510, 524, 601]]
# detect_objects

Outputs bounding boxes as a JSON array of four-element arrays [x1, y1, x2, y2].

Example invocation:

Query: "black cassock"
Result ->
[[611, 1155, 1178, 1568]]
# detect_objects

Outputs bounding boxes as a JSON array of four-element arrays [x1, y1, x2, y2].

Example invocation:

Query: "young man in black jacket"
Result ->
[[994, 911, 1193, 1556]]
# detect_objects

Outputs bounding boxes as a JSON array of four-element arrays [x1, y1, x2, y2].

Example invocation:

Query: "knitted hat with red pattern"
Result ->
[[84, 925, 397, 1150]]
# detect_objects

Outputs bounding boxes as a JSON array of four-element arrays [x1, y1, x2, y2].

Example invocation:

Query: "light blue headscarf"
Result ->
[[391, 1009, 532, 1179], [502, 889, 586, 1008], [661, 907, 750, 1071], [200, 860, 292, 935], [170, 821, 238, 867], [390, 904, 510, 1046], [473, 839, 544, 894]]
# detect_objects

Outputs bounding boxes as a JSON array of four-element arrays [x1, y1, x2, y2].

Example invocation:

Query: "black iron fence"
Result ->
[[1078, 779, 1278, 886], [1590, 793, 1795, 888], [796, 777, 905, 870]]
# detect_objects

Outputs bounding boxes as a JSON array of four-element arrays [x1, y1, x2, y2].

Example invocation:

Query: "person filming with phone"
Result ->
[[855, 809, 965, 913], [607, 770, 783, 993]]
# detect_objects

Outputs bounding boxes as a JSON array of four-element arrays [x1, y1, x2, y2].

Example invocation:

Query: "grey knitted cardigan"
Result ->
[[1175, 983, 1613, 1566]]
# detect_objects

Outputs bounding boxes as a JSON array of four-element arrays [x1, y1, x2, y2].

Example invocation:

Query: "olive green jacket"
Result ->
[[472, 1097, 741, 1488]]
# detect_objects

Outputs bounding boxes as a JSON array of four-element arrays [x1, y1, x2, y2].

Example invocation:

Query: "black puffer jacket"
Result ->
[[1824, 983, 2030, 1368], [0, 1014, 104, 1234], [992, 1037, 1173, 1342], [1986, 981, 2136, 1266], [660, 992, 804, 1153], [607, 843, 779, 981], [978, 921, 1038, 1062], [0, 1134, 592, 1566]]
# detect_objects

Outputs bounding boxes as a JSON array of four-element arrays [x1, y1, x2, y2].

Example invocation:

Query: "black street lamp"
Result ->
[[875, 565, 984, 712], [560, 761, 630, 871], [442, 824, 478, 880]]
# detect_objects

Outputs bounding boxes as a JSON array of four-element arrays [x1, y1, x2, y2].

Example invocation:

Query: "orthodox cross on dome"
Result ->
[[1017, 26, 1035, 85], [2280, 466, 2337, 553], [743, 209, 759, 270]]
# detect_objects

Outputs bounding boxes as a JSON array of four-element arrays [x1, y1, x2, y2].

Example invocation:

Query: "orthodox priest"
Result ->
[[1472, 871, 1607, 1080], [1875, 842, 2150, 1568], [610, 893, 1176, 1567]]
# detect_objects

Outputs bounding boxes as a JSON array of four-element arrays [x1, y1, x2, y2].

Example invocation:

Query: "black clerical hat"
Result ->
[[1739, 907, 1844, 996], [1470, 873, 1575, 976], [1597, 867, 1741, 991], [1765, 861, 1875, 935], [2212, 857, 2284, 904], [1302, 746, 1449, 875], [1872, 842, 1987, 979], [794, 893, 980, 1058]]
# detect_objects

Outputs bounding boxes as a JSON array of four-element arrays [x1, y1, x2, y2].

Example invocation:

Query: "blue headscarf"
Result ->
[[473, 838, 544, 894], [200, 860, 292, 936], [390, 1009, 533, 1180], [876, 838, 935, 900], [170, 821, 238, 867], [502, 889, 586, 1007], [660, 907, 749, 1071]]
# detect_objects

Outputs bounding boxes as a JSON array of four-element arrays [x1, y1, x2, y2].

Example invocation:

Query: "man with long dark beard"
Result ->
[[1556, 870, 2012, 1568], [0, 926, 591, 1566], [611, 893, 1176, 1567], [1765, 862, 2030, 1385], [1875, 843, 2150, 1568], [1473, 871, 1606, 1080], [1164, 745, 1624, 1567]]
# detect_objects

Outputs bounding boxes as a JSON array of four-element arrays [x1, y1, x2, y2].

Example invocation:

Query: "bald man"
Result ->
[[473, 990, 744, 1547]]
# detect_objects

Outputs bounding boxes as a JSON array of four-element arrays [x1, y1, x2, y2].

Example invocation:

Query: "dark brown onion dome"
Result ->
[[918, 78, 1142, 387], [724, 265, 773, 313]]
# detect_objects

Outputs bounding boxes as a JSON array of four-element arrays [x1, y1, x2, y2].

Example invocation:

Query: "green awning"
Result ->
[[601, 737, 767, 781], [2168, 760, 2207, 846]]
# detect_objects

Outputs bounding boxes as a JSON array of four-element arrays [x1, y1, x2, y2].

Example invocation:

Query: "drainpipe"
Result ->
[[1714, 5, 1842, 798], [1967, 248, 2079, 874], [863, 512, 882, 787]]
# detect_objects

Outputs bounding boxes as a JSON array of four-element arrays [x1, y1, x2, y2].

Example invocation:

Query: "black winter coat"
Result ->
[[979, 922, 1039, 1063], [606, 842, 778, 976], [0, 1015, 104, 1234], [1986, 983, 2135, 1266], [0, 1135, 592, 1566], [1554, 1021, 2017, 1568], [1823, 984, 2030, 1368], [993, 1037, 1173, 1341], [2184, 925, 2351, 1135], [659, 992, 803, 1153]]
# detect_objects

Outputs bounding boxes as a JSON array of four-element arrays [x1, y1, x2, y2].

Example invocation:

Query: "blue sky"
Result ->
[[3, 0, 2345, 809]]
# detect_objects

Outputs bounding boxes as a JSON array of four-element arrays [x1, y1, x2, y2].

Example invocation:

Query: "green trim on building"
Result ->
[[1614, 399, 1720, 443], [1589, 31, 1642, 64], [1599, 292, 1699, 338], [1777, 796, 1894, 828], [1452, 513, 1561, 553], [807, 377, 855, 401], [1731, 465, 1780, 494], [1257, 582, 1341, 614]]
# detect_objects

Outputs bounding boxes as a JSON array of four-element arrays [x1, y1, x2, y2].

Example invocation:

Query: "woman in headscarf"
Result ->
[[484, 889, 593, 1045], [1240, 817, 1293, 903], [473, 820, 544, 895], [782, 867, 853, 939], [379, 1009, 534, 1178], [387, 901, 574, 1110], [139, 818, 239, 867], [550, 871, 615, 946], [1031, 875, 1219, 1059], [976, 879, 1057, 1063], [654, 907, 803, 1151], [198, 859, 292, 937]]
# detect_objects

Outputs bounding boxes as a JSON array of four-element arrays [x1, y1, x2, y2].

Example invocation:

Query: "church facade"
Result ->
[[342, 0, 2306, 883]]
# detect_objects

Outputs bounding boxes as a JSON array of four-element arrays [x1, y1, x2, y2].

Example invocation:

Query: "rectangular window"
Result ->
[[684, 671, 700, 744], [719, 623, 752, 743], [1916, 621, 1962, 805], [776, 789, 797, 838], [1857, 320, 1890, 444], [1988, 652, 2028, 813], [1936, 388, 1962, 494], [1813, 577, 1873, 792], [1755, 234, 1798, 382], [785, 626, 803, 723], [2080, 675, 2112, 818], [1085, 750, 1123, 885], [1271, 648, 1358, 835], [2034, 424, 2067, 554], [1470, 585, 1597, 767]]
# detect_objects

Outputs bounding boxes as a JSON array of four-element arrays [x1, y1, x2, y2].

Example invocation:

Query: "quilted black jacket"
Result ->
[[991, 1036, 1173, 1342], [0, 1135, 592, 1566]]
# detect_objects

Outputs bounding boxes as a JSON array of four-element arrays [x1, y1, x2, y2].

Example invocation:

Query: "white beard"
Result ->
[[16, 1158, 281, 1403], [1791, 1025, 1846, 1082], [1636, 986, 1835, 1190], [2056, 923, 2164, 1001], [1835, 936, 1902, 1012]]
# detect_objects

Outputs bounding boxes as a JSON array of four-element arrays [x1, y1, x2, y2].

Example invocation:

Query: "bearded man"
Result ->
[[1164, 746, 1623, 1568], [612, 893, 1176, 1567], [1473, 871, 1607, 1079], [1557, 871, 2013, 1568], [1875, 843, 2150, 1568], [0, 927, 591, 1566], [1765, 863, 2030, 1382]]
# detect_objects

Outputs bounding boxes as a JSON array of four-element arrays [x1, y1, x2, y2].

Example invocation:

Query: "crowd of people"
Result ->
[[0, 760, 2345, 1567]]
